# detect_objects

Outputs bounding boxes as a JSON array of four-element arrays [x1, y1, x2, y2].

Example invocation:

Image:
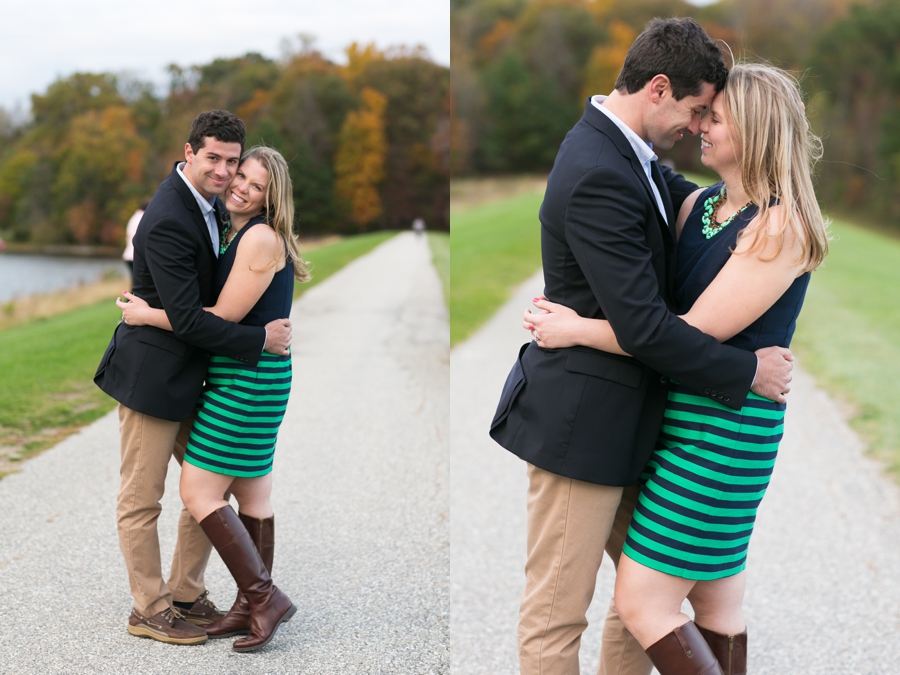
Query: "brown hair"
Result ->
[[615, 18, 728, 99]]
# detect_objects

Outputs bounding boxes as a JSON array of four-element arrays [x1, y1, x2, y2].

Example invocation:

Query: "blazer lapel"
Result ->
[[583, 103, 673, 243], [169, 162, 215, 256], [650, 161, 677, 240]]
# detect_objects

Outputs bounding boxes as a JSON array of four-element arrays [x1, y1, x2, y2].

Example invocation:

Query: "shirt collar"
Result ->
[[176, 162, 216, 215], [590, 95, 658, 166]]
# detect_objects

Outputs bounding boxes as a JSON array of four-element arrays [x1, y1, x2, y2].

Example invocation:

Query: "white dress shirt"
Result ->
[[591, 95, 667, 224], [176, 162, 221, 256]]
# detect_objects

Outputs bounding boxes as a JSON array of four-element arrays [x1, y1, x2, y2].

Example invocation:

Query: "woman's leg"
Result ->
[[204, 472, 275, 637], [616, 555, 725, 674], [689, 573, 748, 674], [687, 572, 746, 636], [229, 473, 274, 519], [180, 462, 235, 523], [614, 554, 696, 649]]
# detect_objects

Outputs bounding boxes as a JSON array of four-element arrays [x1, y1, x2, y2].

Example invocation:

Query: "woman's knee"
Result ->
[[613, 581, 645, 629], [230, 477, 273, 517], [689, 576, 746, 631], [179, 485, 203, 519], [179, 465, 229, 519]]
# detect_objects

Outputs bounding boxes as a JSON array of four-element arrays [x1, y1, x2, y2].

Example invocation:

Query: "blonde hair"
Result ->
[[241, 145, 311, 283], [723, 63, 829, 271]]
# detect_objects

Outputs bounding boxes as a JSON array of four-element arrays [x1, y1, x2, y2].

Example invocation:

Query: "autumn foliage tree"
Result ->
[[450, 0, 900, 230], [53, 106, 147, 244], [0, 40, 449, 245], [334, 87, 388, 230]]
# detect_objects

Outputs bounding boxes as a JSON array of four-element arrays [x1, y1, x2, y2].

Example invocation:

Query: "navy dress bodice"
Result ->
[[675, 183, 809, 351], [215, 215, 294, 327]]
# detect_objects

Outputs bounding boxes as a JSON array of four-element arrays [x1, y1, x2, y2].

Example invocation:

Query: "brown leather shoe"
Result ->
[[127, 607, 208, 645], [177, 590, 225, 626], [696, 624, 747, 675], [206, 513, 274, 639], [645, 621, 724, 675], [199, 505, 296, 652]]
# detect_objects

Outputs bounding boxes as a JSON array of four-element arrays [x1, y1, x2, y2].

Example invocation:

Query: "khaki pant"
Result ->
[[519, 463, 653, 675], [116, 404, 212, 617]]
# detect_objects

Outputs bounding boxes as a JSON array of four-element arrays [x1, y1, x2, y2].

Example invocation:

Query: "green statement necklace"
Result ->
[[219, 219, 234, 255], [701, 187, 752, 239]]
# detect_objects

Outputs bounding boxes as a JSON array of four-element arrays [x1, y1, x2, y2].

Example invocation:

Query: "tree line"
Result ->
[[0, 39, 449, 246], [452, 0, 900, 228]]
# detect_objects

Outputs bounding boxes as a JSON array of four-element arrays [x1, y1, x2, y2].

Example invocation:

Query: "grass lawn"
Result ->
[[0, 231, 399, 479], [0, 301, 121, 476], [428, 231, 450, 304], [791, 218, 900, 476], [450, 176, 900, 481], [449, 172, 716, 346], [450, 190, 545, 345]]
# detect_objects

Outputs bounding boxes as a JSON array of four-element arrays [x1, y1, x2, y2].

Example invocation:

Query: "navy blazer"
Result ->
[[490, 100, 757, 486], [94, 162, 266, 421]]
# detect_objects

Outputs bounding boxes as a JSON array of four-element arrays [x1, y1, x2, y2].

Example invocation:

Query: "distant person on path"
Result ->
[[489, 20, 796, 675], [122, 198, 150, 281], [413, 217, 425, 237], [119, 146, 310, 652], [94, 111, 292, 646]]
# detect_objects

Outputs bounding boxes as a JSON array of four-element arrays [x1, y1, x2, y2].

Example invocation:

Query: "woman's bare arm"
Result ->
[[118, 226, 284, 330], [525, 205, 806, 351]]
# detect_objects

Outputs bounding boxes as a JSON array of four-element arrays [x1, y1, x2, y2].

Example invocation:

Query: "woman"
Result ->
[[523, 63, 828, 674], [122, 197, 150, 282], [119, 146, 311, 652]]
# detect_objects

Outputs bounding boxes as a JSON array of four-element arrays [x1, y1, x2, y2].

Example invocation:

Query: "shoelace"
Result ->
[[195, 590, 219, 611], [161, 606, 183, 624]]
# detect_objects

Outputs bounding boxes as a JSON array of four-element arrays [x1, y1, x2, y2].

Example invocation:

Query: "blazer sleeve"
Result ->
[[565, 166, 757, 409], [144, 216, 266, 365]]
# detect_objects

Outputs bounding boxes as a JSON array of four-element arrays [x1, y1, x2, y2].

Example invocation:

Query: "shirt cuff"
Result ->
[[262, 327, 267, 355]]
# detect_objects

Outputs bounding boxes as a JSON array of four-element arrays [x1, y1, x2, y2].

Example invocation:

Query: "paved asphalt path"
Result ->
[[451, 270, 900, 675], [0, 231, 448, 675]]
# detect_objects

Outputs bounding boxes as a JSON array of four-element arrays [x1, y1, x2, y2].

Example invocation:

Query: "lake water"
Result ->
[[0, 253, 129, 303]]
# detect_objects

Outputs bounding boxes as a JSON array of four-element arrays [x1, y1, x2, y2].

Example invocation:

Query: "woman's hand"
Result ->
[[522, 296, 587, 349], [116, 291, 152, 326]]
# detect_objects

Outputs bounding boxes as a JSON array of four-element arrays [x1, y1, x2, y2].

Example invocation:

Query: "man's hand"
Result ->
[[264, 318, 292, 355], [751, 345, 794, 403]]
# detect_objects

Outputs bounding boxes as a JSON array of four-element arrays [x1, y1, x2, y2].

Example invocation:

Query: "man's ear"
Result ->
[[647, 74, 671, 103], [184, 142, 194, 164]]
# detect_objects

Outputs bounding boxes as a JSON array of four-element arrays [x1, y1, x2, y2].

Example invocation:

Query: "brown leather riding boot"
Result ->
[[696, 624, 747, 675], [645, 621, 724, 675], [205, 513, 275, 639], [199, 505, 296, 652]]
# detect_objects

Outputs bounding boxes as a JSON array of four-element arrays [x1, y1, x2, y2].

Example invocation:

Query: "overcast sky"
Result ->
[[0, 0, 449, 113]]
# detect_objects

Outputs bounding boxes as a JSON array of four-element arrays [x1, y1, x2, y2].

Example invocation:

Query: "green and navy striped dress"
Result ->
[[622, 185, 810, 580], [184, 217, 294, 478]]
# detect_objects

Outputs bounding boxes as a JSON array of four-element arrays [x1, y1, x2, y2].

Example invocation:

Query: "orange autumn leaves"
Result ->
[[335, 87, 388, 230]]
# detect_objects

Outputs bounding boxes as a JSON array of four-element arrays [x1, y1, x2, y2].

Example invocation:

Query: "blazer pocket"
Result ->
[[490, 342, 529, 430], [137, 328, 188, 358], [565, 350, 642, 389], [94, 323, 120, 378]]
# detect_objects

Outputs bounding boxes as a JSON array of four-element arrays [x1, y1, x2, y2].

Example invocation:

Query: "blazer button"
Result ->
[[717, 393, 724, 399], [659, 376, 669, 385], [704, 388, 711, 395], [710, 389, 717, 397], [724, 395, 731, 402]]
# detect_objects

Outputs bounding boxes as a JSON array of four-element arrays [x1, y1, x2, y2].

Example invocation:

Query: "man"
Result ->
[[95, 110, 292, 645], [489, 19, 794, 675]]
